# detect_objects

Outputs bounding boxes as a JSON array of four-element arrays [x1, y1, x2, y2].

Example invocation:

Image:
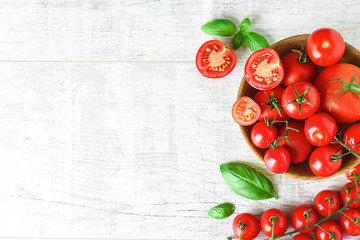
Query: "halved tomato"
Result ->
[[245, 48, 284, 90], [232, 97, 261, 126], [195, 40, 236, 78]]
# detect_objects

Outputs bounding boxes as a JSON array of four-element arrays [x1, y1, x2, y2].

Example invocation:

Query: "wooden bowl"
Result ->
[[237, 34, 360, 180]]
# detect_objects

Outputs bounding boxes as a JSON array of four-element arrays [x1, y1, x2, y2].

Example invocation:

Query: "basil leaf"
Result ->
[[239, 18, 251, 32], [243, 32, 270, 52], [208, 203, 235, 219], [201, 19, 237, 37], [233, 31, 244, 50], [220, 163, 277, 200]]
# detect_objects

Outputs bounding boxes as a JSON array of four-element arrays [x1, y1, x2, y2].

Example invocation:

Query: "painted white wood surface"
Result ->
[[0, 0, 359, 239]]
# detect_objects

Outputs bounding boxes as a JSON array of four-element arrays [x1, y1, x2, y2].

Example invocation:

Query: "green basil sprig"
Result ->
[[220, 162, 277, 200], [201, 18, 269, 51], [208, 203, 235, 219]]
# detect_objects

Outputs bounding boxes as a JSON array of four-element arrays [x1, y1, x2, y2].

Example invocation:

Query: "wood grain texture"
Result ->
[[0, 0, 359, 239]]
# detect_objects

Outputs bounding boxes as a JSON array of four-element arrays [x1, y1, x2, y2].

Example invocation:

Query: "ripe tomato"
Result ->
[[195, 40, 236, 78], [306, 28, 345, 67], [245, 48, 284, 90], [264, 147, 290, 174], [251, 121, 278, 149], [232, 213, 260, 240], [281, 49, 318, 87], [340, 182, 360, 208], [304, 113, 337, 146], [278, 121, 313, 163], [290, 205, 318, 233], [281, 81, 320, 119], [314, 63, 360, 123], [253, 86, 289, 121], [309, 146, 342, 177], [343, 123, 360, 155], [260, 208, 288, 237], [315, 221, 343, 240], [313, 190, 341, 217], [293, 234, 313, 240], [346, 163, 360, 181], [232, 97, 261, 126], [340, 209, 360, 236]]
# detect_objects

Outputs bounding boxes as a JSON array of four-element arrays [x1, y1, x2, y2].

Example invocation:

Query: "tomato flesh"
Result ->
[[245, 48, 284, 90], [232, 97, 261, 126], [196, 40, 236, 78]]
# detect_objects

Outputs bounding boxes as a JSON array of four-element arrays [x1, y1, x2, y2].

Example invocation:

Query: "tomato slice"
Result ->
[[195, 40, 236, 78], [232, 97, 261, 126], [245, 48, 284, 90]]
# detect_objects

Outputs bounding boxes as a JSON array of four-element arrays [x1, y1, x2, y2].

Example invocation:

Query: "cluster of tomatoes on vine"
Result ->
[[231, 170, 360, 240], [227, 28, 360, 177]]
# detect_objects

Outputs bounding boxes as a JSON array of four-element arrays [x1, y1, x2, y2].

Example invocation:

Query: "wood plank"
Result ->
[[0, 0, 359, 61], [0, 62, 351, 238]]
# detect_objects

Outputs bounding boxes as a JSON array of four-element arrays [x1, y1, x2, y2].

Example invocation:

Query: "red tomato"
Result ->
[[245, 48, 284, 90], [314, 63, 360, 123], [306, 28, 345, 67], [340, 182, 360, 208], [290, 205, 318, 233], [309, 146, 342, 177], [313, 190, 341, 217], [281, 82, 320, 119], [232, 97, 261, 126], [278, 121, 313, 163], [232, 213, 260, 240], [281, 49, 318, 87], [251, 121, 278, 149], [293, 234, 314, 240], [340, 209, 360, 236], [253, 86, 289, 121], [195, 40, 236, 78], [264, 147, 290, 174], [304, 113, 337, 146], [343, 123, 360, 155], [346, 163, 360, 181], [315, 221, 343, 240], [260, 208, 288, 237]]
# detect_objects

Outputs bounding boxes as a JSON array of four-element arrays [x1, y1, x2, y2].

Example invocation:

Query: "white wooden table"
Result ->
[[0, 0, 359, 239]]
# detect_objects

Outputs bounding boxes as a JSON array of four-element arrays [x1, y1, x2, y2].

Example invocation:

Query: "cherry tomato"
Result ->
[[340, 209, 360, 236], [309, 146, 342, 177], [304, 113, 337, 146], [253, 86, 289, 121], [345, 163, 360, 181], [343, 123, 360, 155], [245, 48, 284, 90], [315, 63, 360, 123], [290, 205, 318, 233], [315, 221, 343, 240], [264, 147, 290, 174], [281, 81, 320, 119], [281, 49, 318, 87], [313, 190, 341, 217], [260, 208, 288, 237], [293, 234, 314, 240], [195, 40, 236, 78], [251, 121, 278, 149], [340, 182, 360, 208], [232, 213, 260, 240], [306, 28, 345, 67], [278, 121, 313, 163], [232, 97, 261, 126]]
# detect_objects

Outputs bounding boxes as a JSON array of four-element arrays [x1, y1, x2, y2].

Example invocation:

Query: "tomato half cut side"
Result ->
[[245, 48, 284, 90], [232, 97, 261, 126], [195, 40, 237, 78]]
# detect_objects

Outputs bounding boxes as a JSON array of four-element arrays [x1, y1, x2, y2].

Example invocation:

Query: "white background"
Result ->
[[0, 0, 359, 239]]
